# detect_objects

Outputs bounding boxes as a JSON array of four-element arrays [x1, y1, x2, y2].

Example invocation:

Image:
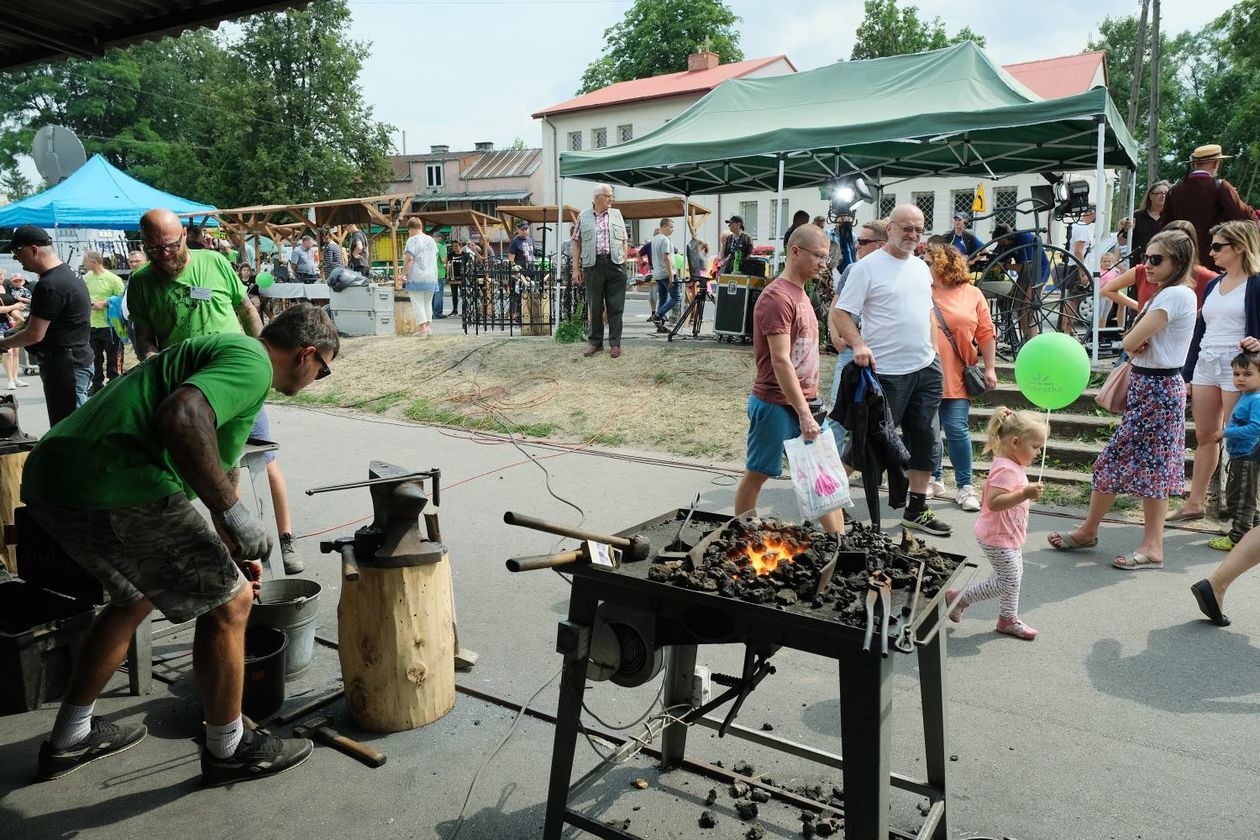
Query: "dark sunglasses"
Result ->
[[1143, 254, 1166, 267], [313, 349, 331, 380], [856, 238, 886, 246], [1210, 241, 1230, 252]]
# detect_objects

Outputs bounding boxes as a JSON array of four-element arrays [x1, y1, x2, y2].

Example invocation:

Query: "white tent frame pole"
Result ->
[[1126, 169, 1137, 254], [1091, 118, 1106, 366], [773, 156, 785, 271]]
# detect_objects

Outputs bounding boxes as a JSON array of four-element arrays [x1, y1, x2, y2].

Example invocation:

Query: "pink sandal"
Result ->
[[945, 588, 966, 623], [996, 616, 1038, 640]]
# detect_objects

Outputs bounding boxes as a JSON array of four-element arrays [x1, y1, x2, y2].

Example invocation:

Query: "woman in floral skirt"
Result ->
[[1047, 229, 1200, 569]]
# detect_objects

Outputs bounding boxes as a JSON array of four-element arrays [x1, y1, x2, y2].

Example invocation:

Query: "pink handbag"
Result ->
[[1095, 361, 1132, 413]]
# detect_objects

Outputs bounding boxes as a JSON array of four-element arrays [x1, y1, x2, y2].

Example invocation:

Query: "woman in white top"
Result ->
[[1048, 230, 1200, 569], [399, 217, 439, 336], [1171, 220, 1260, 521]]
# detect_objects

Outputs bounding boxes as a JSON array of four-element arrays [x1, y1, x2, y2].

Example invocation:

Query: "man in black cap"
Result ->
[[722, 215, 754, 273], [1, 225, 92, 427], [507, 220, 536, 322]]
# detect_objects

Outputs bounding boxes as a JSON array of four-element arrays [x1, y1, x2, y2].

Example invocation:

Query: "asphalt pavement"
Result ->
[[0, 347, 1256, 840]]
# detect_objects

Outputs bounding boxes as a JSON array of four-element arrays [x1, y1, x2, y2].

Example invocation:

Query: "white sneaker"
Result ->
[[3, 382, 13, 391], [956, 485, 981, 512], [14, 379, 27, 387], [926, 480, 947, 500]]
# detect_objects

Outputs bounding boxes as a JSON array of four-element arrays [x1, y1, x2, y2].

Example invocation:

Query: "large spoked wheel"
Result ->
[[972, 244, 1095, 360]]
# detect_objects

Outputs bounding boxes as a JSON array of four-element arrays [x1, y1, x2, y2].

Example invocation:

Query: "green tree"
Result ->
[[577, 0, 743, 94], [0, 167, 34, 201], [850, 0, 985, 60]]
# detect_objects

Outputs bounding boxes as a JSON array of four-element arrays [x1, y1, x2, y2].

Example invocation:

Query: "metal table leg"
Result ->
[[917, 604, 951, 840], [240, 450, 278, 577], [126, 612, 152, 696], [837, 645, 894, 840], [543, 576, 600, 840], [659, 644, 697, 769]]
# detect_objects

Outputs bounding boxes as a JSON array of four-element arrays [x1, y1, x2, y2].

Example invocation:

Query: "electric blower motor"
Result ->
[[585, 604, 663, 687]]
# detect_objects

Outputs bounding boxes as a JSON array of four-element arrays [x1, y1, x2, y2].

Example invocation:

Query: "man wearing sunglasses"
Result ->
[[128, 208, 303, 575], [0, 225, 93, 427], [21, 304, 336, 787]]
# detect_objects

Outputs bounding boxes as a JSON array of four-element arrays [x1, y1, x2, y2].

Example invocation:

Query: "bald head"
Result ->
[[139, 208, 189, 277], [140, 208, 184, 240], [784, 223, 829, 283], [885, 204, 925, 257]]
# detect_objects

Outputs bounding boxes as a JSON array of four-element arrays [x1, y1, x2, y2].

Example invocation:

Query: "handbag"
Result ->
[[1095, 361, 1132, 413], [932, 302, 990, 397]]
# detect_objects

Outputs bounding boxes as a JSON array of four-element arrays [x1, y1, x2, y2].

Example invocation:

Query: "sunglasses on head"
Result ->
[[1210, 241, 1230, 252], [1143, 254, 1166, 267]]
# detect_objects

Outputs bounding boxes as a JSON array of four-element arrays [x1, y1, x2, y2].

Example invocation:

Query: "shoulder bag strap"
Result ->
[[931, 301, 968, 364]]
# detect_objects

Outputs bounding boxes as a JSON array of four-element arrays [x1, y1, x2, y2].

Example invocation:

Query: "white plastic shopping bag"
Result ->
[[784, 423, 853, 522]]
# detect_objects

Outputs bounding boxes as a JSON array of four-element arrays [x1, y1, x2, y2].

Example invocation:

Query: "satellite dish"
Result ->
[[32, 125, 87, 185]]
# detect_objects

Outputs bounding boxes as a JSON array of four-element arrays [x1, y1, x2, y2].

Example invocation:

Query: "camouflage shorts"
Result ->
[[26, 494, 246, 624]]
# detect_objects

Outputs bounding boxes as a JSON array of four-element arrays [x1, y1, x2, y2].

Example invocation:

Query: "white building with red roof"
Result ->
[[535, 49, 1113, 253]]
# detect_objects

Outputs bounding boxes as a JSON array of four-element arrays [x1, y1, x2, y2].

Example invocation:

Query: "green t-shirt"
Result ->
[[436, 241, 447, 280], [83, 269, 125, 329], [22, 333, 272, 509], [128, 249, 245, 346]]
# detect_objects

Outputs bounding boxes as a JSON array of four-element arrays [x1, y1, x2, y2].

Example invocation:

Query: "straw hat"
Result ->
[[1189, 144, 1231, 163]]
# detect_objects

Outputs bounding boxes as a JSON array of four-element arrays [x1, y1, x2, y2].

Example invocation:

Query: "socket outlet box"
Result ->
[[690, 666, 712, 707]]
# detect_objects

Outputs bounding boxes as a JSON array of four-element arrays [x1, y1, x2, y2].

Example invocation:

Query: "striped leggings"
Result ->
[[957, 542, 1024, 620]]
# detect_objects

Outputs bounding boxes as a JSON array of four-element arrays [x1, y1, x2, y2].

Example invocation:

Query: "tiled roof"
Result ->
[[532, 55, 795, 118], [1002, 51, 1107, 100]]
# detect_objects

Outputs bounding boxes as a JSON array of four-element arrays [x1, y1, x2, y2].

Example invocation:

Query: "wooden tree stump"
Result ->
[[337, 556, 455, 733]]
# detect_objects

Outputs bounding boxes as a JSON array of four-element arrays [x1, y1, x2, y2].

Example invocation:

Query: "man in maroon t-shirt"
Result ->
[[734, 225, 844, 533]]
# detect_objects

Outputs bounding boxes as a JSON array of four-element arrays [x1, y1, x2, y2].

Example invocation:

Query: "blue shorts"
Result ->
[[250, 407, 276, 465], [745, 394, 800, 477]]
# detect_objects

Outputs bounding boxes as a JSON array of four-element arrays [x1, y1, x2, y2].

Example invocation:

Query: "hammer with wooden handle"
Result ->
[[292, 714, 386, 768]]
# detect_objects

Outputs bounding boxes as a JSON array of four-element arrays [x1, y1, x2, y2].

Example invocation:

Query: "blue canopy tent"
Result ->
[[0, 154, 216, 230]]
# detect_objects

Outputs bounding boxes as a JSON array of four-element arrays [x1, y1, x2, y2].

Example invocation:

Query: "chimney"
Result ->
[[687, 51, 720, 72], [430, 144, 449, 154], [475, 141, 494, 151]]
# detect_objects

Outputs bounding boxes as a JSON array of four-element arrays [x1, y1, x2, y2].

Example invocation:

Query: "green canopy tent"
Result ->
[[559, 43, 1142, 362]]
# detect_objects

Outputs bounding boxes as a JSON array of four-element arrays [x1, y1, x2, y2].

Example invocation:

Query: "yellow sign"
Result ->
[[972, 184, 987, 213]]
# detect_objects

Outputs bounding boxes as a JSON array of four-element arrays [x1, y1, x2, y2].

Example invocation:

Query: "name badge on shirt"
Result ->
[[189, 287, 213, 302]]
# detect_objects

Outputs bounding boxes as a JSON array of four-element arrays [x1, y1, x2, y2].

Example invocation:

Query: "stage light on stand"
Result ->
[[827, 176, 873, 221]]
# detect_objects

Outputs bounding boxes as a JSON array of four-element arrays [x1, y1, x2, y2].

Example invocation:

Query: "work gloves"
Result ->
[[217, 499, 274, 563]]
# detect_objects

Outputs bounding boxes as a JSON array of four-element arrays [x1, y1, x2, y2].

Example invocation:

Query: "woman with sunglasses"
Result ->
[[1130, 181, 1170, 265], [1101, 220, 1217, 315], [1049, 230, 1199, 568], [1172, 221, 1260, 522]]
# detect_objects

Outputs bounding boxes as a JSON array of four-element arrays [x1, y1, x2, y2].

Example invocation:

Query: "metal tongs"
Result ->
[[862, 569, 893, 657]]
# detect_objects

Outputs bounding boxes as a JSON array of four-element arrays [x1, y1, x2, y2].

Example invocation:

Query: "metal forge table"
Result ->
[[540, 509, 974, 840]]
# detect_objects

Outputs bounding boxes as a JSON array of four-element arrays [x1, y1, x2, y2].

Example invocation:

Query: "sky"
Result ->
[[346, 0, 1240, 156]]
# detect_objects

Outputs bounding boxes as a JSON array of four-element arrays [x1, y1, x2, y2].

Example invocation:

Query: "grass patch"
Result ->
[[591, 431, 627, 447], [280, 389, 345, 406], [404, 397, 555, 438], [350, 391, 409, 414]]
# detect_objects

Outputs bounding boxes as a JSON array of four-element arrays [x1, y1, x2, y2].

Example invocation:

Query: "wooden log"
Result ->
[[337, 556, 455, 733], [0, 451, 28, 573]]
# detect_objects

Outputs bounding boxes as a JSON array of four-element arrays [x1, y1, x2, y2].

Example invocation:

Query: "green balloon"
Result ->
[[256, 272, 275, 288], [1014, 332, 1091, 410]]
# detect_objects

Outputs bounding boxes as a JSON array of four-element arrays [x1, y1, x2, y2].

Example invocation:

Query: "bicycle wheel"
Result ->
[[1038, 245, 1099, 351], [972, 249, 1033, 359]]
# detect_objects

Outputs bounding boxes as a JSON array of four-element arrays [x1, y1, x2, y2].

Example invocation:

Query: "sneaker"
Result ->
[[14, 379, 27, 387], [995, 616, 1039, 640], [945, 587, 966, 623], [902, 508, 952, 537], [280, 533, 304, 575], [36, 717, 148, 781], [200, 727, 313, 787], [956, 485, 981, 512], [1208, 535, 1236, 552], [926, 480, 947, 500], [3, 382, 14, 391]]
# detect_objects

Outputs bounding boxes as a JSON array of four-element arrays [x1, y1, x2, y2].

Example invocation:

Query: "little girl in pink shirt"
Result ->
[[946, 408, 1047, 640]]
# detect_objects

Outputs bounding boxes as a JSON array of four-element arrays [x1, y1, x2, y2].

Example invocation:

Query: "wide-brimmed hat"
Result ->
[[1189, 144, 1231, 163]]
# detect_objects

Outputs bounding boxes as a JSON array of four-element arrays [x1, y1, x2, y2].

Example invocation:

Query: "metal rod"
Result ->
[[502, 511, 631, 548], [305, 473, 432, 496]]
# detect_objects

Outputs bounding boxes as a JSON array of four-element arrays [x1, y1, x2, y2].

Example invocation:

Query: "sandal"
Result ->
[[996, 616, 1039, 640], [1112, 552, 1163, 570], [1047, 531, 1098, 551], [945, 587, 965, 623], [1167, 508, 1206, 523]]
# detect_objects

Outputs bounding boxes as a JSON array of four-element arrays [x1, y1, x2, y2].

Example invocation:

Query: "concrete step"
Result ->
[[965, 431, 1194, 475], [972, 459, 1090, 487], [971, 382, 1104, 413], [968, 405, 1199, 449]]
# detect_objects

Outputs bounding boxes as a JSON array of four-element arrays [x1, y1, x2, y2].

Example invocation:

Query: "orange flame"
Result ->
[[738, 534, 809, 576]]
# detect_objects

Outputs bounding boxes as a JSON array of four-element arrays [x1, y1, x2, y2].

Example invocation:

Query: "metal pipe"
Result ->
[[1092, 117, 1107, 365], [305, 473, 431, 495]]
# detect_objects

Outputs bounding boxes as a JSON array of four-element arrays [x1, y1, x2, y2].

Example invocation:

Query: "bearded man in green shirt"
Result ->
[[22, 304, 337, 787]]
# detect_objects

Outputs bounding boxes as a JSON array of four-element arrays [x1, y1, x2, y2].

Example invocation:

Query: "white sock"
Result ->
[[205, 717, 245, 759], [50, 702, 95, 749]]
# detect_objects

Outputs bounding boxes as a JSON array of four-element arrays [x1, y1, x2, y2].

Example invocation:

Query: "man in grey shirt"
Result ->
[[649, 218, 677, 332], [288, 234, 319, 282]]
